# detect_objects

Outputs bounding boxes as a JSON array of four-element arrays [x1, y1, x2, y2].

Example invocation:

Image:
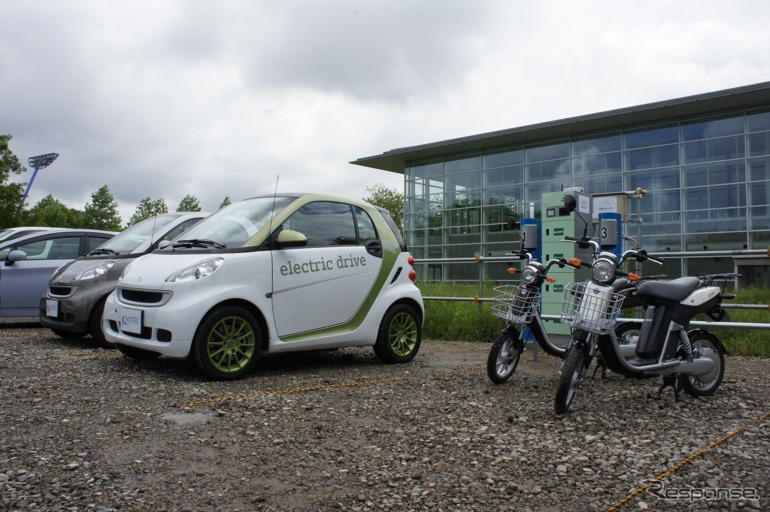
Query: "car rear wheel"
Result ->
[[374, 304, 422, 364], [192, 306, 261, 380]]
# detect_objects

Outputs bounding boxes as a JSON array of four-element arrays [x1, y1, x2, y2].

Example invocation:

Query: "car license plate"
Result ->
[[119, 307, 144, 335], [45, 299, 59, 318]]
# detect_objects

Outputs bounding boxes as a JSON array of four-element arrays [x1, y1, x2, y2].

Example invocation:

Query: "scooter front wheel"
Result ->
[[486, 326, 523, 384], [681, 330, 725, 397], [555, 343, 588, 414]]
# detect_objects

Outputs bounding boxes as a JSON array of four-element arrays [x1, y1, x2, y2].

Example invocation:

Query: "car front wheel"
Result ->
[[89, 297, 115, 349], [374, 304, 422, 364], [192, 306, 261, 380]]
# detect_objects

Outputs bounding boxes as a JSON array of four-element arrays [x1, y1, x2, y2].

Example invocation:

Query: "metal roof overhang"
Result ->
[[351, 81, 770, 174]]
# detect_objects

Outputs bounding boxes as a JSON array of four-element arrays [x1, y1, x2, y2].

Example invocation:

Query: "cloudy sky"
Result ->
[[3, 0, 770, 224]]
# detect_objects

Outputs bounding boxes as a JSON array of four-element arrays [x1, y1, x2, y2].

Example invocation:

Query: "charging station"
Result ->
[[598, 212, 623, 259], [519, 218, 542, 262], [540, 189, 593, 335]]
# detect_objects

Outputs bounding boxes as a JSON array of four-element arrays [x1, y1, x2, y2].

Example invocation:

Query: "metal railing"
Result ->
[[414, 254, 770, 331]]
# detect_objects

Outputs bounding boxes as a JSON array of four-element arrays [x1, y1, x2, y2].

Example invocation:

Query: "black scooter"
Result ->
[[486, 219, 576, 383], [554, 196, 735, 414]]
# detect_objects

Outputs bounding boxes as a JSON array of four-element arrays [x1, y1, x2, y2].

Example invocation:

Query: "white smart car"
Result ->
[[103, 193, 424, 380]]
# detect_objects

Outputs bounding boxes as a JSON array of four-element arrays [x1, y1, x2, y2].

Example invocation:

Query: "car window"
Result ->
[[179, 196, 294, 248], [97, 215, 177, 253], [354, 207, 377, 244], [20, 236, 81, 260], [162, 218, 202, 242], [281, 201, 357, 247], [379, 208, 407, 251], [86, 235, 112, 254]]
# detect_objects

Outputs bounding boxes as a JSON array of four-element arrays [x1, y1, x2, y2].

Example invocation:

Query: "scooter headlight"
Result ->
[[520, 266, 539, 285], [591, 258, 616, 284]]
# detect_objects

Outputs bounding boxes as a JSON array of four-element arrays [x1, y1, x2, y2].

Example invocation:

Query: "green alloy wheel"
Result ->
[[193, 306, 261, 380], [374, 304, 422, 363]]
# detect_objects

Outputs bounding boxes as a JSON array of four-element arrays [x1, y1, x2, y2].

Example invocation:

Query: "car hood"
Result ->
[[51, 258, 135, 285]]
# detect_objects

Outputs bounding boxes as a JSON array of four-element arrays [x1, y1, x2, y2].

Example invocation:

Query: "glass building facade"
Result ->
[[354, 83, 770, 286]]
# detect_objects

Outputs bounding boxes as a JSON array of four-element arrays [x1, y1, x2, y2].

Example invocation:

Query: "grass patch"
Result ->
[[417, 281, 770, 357]]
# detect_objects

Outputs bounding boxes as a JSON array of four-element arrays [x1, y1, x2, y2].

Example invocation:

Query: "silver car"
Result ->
[[40, 213, 207, 346], [0, 229, 117, 317], [0, 227, 53, 243]]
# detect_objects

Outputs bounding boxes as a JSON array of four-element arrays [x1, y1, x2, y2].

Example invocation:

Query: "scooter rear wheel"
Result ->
[[555, 342, 588, 414], [681, 331, 725, 397], [486, 326, 523, 384]]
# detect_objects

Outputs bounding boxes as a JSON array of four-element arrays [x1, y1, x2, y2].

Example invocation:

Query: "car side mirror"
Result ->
[[276, 229, 308, 248], [5, 250, 27, 266]]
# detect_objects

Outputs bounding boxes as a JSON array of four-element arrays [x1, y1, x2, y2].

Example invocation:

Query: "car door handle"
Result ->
[[365, 240, 383, 258]]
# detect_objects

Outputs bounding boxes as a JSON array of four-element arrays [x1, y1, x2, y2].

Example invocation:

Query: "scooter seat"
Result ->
[[637, 276, 700, 302]]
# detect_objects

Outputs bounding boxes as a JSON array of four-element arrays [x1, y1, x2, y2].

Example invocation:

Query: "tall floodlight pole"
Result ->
[[22, 153, 59, 204]]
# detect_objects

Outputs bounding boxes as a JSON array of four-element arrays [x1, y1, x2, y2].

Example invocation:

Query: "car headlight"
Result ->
[[520, 266, 539, 284], [166, 258, 223, 283], [75, 261, 114, 280], [591, 258, 616, 284]]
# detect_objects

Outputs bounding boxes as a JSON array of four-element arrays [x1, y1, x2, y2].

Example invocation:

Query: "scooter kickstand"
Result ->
[[656, 376, 681, 402], [592, 361, 608, 380]]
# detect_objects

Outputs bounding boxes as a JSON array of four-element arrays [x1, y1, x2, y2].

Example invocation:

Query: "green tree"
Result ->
[[219, 196, 231, 209], [25, 194, 80, 227], [83, 185, 122, 231], [176, 194, 201, 212], [363, 183, 404, 231], [128, 197, 168, 226], [0, 134, 27, 229]]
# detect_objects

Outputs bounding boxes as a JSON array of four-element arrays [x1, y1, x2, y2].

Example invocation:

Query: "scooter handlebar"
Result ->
[[638, 249, 664, 265], [545, 257, 579, 272], [562, 236, 596, 250], [622, 248, 665, 265]]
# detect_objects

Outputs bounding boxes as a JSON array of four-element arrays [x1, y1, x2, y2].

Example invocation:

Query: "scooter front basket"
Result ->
[[492, 284, 541, 324], [561, 281, 624, 334]]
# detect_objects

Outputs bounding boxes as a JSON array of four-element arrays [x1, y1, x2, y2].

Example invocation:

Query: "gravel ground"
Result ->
[[1, 321, 768, 511]]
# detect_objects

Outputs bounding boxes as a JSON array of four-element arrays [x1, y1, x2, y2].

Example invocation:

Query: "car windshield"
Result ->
[[174, 196, 295, 248], [94, 215, 179, 254]]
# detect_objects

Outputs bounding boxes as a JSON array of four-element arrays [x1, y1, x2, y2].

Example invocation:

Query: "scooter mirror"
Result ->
[[507, 217, 520, 230], [563, 195, 577, 212]]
